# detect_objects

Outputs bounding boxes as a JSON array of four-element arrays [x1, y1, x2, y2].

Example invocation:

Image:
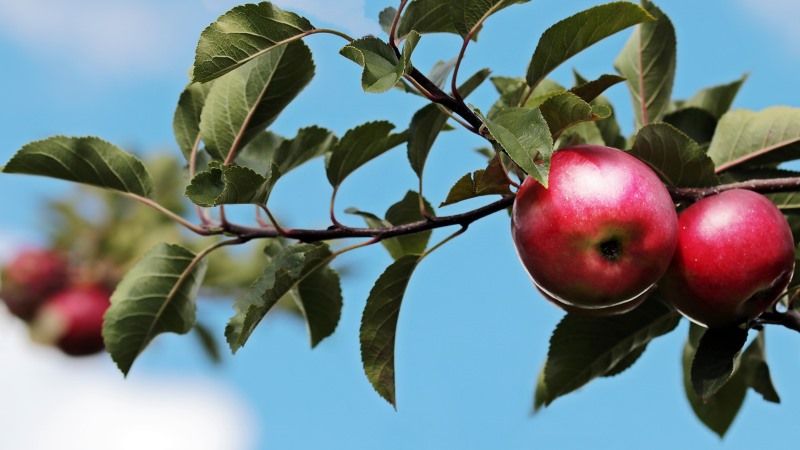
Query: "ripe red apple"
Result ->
[[1, 248, 68, 320], [32, 285, 111, 356], [512, 145, 678, 312], [661, 189, 795, 328]]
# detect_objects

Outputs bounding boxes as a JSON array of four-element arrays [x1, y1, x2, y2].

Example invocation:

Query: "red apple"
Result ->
[[1, 248, 68, 320], [512, 145, 678, 312], [32, 285, 111, 356], [661, 189, 795, 328]]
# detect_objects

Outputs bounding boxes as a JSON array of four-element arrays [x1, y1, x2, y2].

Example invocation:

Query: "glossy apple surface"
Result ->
[[0, 248, 68, 320], [512, 145, 678, 311], [34, 285, 111, 356], [661, 189, 795, 327]]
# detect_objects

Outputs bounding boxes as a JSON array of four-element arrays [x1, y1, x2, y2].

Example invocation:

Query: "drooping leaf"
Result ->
[[173, 82, 214, 160], [3, 136, 153, 198], [707, 107, 800, 172], [194, 322, 222, 364], [682, 324, 747, 438], [682, 75, 748, 119], [441, 156, 512, 206], [534, 296, 680, 408], [408, 68, 491, 178], [745, 335, 781, 404], [360, 255, 421, 406], [476, 107, 554, 186], [690, 325, 749, 400], [614, 0, 676, 128], [199, 41, 315, 160], [296, 265, 343, 347], [103, 243, 208, 375], [185, 162, 269, 207], [451, 0, 531, 37], [341, 37, 405, 93], [629, 123, 717, 187], [348, 191, 435, 259], [663, 107, 718, 144], [539, 91, 611, 140], [527, 2, 653, 90], [570, 74, 626, 104], [326, 121, 405, 187], [226, 243, 332, 352], [603, 345, 647, 378], [192, 2, 314, 82]]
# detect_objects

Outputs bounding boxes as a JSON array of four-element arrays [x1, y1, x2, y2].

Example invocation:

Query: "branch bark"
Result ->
[[669, 177, 800, 201]]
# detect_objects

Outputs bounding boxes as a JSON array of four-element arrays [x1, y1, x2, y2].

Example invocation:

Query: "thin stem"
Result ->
[[451, 4, 500, 102], [757, 310, 800, 333], [421, 225, 468, 260], [496, 154, 521, 188], [329, 187, 346, 228], [389, 0, 409, 52], [257, 204, 291, 237], [669, 176, 800, 202], [189, 134, 215, 227], [124, 193, 216, 236]]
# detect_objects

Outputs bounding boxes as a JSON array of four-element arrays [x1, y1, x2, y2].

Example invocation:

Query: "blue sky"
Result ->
[[1, 1, 800, 449]]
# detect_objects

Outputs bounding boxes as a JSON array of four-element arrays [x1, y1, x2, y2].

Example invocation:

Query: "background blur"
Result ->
[[1, 1, 799, 449]]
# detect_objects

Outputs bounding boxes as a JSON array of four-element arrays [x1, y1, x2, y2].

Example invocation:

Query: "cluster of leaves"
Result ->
[[3, 0, 800, 437]]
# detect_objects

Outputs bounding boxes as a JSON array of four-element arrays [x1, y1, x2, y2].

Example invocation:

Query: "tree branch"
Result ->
[[756, 311, 800, 333], [669, 177, 800, 201]]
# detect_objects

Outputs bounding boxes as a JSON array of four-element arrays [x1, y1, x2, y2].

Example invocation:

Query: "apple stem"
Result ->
[[754, 310, 800, 333]]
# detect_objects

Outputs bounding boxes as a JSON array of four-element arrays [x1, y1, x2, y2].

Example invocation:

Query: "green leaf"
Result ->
[[226, 243, 332, 353], [379, 7, 397, 34], [569, 74, 626, 103], [199, 41, 315, 160], [408, 68, 491, 178], [402, 31, 421, 70], [186, 162, 269, 207], [555, 122, 606, 149], [296, 265, 343, 348], [663, 107, 718, 145], [691, 326, 749, 400], [476, 107, 554, 186], [682, 324, 747, 438], [527, 2, 653, 90], [348, 191, 434, 259], [236, 126, 337, 179], [340, 37, 405, 93], [428, 59, 458, 88], [629, 123, 717, 187], [441, 156, 511, 206], [173, 82, 214, 160], [396, 0, 461, 40], [360, 255, 421, 406], [534, 296, 680, 408], [614, 0, 676, 128], [683, 75, 748, 119], [603, 345, 647, 378], [593, 96, 626, 149], [194, 322, 222, 365], [742, 332, 780, 403], [103, 243, 208, 375], [451, 0, 531, 37], [326, 121, 405, 187], [707, 107, 800, 172], [192, 2, 314, 82], [540, 91, 611, 140], [3, 136, 153, 198]]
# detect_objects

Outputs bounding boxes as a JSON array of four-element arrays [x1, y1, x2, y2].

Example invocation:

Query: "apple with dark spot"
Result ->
[[512, 145, 678, 314]]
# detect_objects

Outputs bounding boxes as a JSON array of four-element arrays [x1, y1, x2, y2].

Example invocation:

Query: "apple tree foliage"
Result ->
[[4, 0, 800, 437]]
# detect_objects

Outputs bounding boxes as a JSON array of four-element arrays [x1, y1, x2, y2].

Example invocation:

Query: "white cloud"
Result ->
[[0, 311, 258, 450], [204, 0, 380, 36], [738, 0, 800, 52], [0, 0, 176, 74]]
